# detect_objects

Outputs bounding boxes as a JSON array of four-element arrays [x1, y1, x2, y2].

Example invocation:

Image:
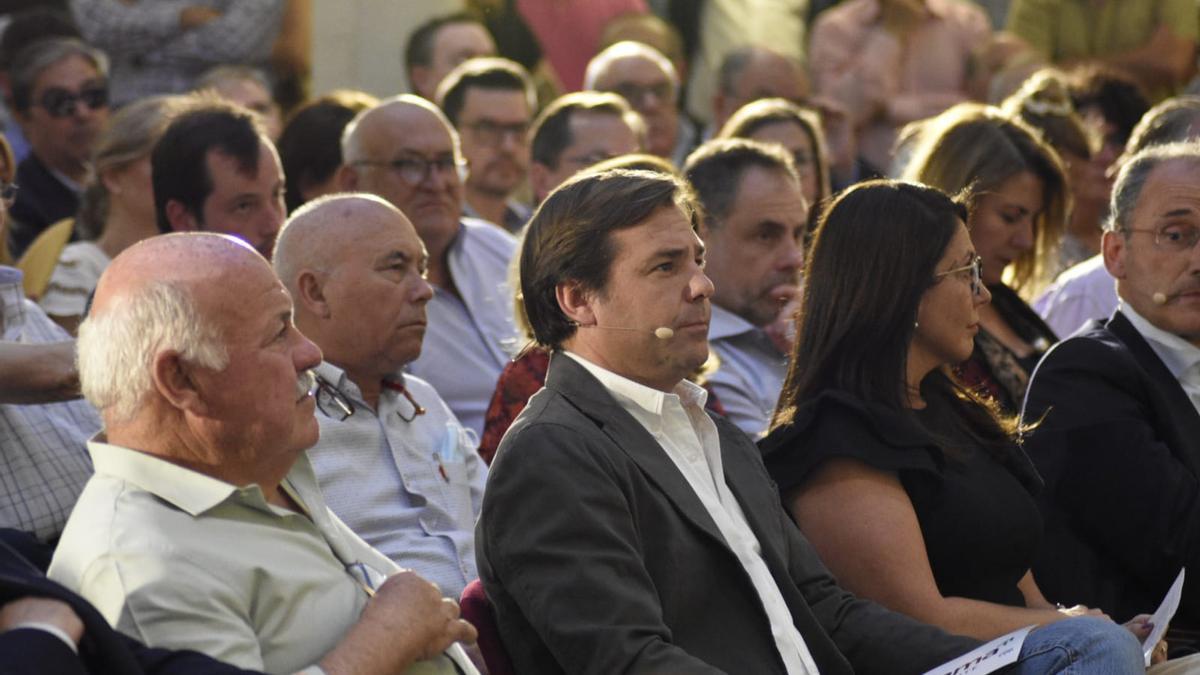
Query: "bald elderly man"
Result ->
[[47, 234, 478, 674], [584, 41, 682, 162], [274, 194, 486, 601], [339, 95, 520, 439]]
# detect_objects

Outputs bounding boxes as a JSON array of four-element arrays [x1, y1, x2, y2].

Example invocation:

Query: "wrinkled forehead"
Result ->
[[1135, 159, 1200, 223], [369, 105, 456, 155]]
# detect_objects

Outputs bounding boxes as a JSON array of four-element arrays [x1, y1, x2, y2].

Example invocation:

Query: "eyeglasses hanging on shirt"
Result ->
[[313, 374, 426, 423]]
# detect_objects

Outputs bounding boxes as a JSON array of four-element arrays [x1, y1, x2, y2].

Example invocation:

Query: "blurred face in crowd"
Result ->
[[704, 166, 807, 327], [968, 170, 1043, 286], [344, 102, 464, 261], [413, 22, 496, 99], [104, 155, 156, 230], [178, 138, 286, 258], [210, 77, 283, 142], [748, 121, 820, 206], [911, 221, 991, 378], [1105, 159, 1200, 346], [593, 55, 679, 159], [458, 86, 532, 202], [532, 109, 641, 202], [20, 54, 109, 177]]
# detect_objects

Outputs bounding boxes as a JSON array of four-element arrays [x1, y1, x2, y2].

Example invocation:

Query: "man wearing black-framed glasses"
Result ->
[[436, 57, 535, 234], [339, 95, 520, 440], [274, 193, 487, 603], [7, 38, 108, 258]]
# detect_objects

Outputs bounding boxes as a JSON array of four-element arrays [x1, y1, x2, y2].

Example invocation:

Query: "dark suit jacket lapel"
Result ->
[[544, 354, 732, 550], [1109, 312, 1200, 475]]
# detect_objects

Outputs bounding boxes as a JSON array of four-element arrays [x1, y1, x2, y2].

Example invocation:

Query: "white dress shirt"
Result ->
[[564, 351, 818, 675], [1122, 303, 1200, 415], [1034, 254, 1118, 338]]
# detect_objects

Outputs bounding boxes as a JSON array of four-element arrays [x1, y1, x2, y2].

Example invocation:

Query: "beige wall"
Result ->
[[312, 0, 465, 98]]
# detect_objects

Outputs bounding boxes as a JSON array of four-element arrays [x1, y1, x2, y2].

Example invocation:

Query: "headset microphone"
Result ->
[[1154, 291, 1169, 306], [574, 321, 675, 339]]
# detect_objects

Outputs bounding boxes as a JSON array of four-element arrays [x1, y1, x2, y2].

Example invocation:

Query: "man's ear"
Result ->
[[409, 66, 432, 98], [151, 350, 210, 416], [1102, 230, 1127, 280], [556, 280, 596, 328], [336, 164, 359, 191], [164, 200, 200, 233], [295, 270, 331, 319]]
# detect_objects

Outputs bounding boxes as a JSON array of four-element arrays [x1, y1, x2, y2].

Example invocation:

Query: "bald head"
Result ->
[[585, 41, 679, 159], [338, 95, 464, 265], [275, 193, 433, 385]]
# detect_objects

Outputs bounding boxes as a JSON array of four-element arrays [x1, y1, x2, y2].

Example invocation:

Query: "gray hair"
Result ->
[[77, 281, 228, 423], [1123, 97, 1200, 158], [10, 37, 108, 113], [1107, 140, 1200, 233], [194, 64, 272, 94]]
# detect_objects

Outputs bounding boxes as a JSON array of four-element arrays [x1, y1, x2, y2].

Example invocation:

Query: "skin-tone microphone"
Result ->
[[1154, 292, 1169, 306], [576, 321, 675, 339]]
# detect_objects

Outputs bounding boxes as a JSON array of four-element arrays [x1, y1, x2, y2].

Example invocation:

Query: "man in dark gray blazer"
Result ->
[[475, 168, 984, 674], [1023, 140, 1200, 626]]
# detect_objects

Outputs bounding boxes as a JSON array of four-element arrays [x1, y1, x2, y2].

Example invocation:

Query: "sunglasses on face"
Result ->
[[36, 82, 109, 119]]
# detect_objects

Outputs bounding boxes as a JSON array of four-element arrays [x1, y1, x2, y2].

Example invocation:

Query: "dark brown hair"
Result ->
[[520, 168, 696, 349]]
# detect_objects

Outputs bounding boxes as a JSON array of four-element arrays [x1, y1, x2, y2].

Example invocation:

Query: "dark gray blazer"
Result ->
[[1022, 310, 1200, 625], [476, 354, 979, 674]]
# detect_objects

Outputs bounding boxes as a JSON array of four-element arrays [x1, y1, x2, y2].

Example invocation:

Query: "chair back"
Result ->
[[460, 578, 515, 675]]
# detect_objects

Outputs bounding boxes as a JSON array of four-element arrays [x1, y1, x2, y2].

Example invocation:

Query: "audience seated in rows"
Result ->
[[47, 233, 479, 674], [760, 179, 1171, 667], [275, 194, 486, 602]]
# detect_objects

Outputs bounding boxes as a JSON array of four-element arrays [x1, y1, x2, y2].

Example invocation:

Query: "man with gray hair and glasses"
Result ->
[[338, 95, 519, 439], [47, 233, 478, 674], [1022, 140, 1200, 628]]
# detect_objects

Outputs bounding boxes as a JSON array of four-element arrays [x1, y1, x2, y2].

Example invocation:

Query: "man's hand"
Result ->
[[318, 571, 477, 675], [179, 6, 222, 29], [0, 597, 84, 646]]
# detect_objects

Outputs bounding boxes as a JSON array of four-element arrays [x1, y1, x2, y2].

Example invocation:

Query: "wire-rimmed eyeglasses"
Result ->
[[934, 255, 984, 296], [1123, 223, 1200, 253]]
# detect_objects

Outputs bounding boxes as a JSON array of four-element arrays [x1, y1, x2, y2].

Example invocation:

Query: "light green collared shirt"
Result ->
[[48, 439, 472, 675]]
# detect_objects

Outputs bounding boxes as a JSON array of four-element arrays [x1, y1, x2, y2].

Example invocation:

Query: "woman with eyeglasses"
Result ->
[[39, 95, 188, 335], [902, 103, 1065, 413], [759, 180, 1161, 669]]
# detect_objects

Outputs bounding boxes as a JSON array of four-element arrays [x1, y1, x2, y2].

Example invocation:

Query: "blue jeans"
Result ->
[[1007, 616, 1145, 674]]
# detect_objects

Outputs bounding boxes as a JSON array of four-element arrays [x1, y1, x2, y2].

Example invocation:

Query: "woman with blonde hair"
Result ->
[[903, 103, 1066, 412], [1004, 69, 1111, 273], [40, 95, 189, 334]]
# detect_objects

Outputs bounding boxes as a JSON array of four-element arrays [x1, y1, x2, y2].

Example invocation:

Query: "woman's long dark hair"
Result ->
[[772, 180, 1020, 461]]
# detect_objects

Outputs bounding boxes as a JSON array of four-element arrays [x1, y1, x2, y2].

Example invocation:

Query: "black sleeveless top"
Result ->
[[760, 390, 1044, 607]]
